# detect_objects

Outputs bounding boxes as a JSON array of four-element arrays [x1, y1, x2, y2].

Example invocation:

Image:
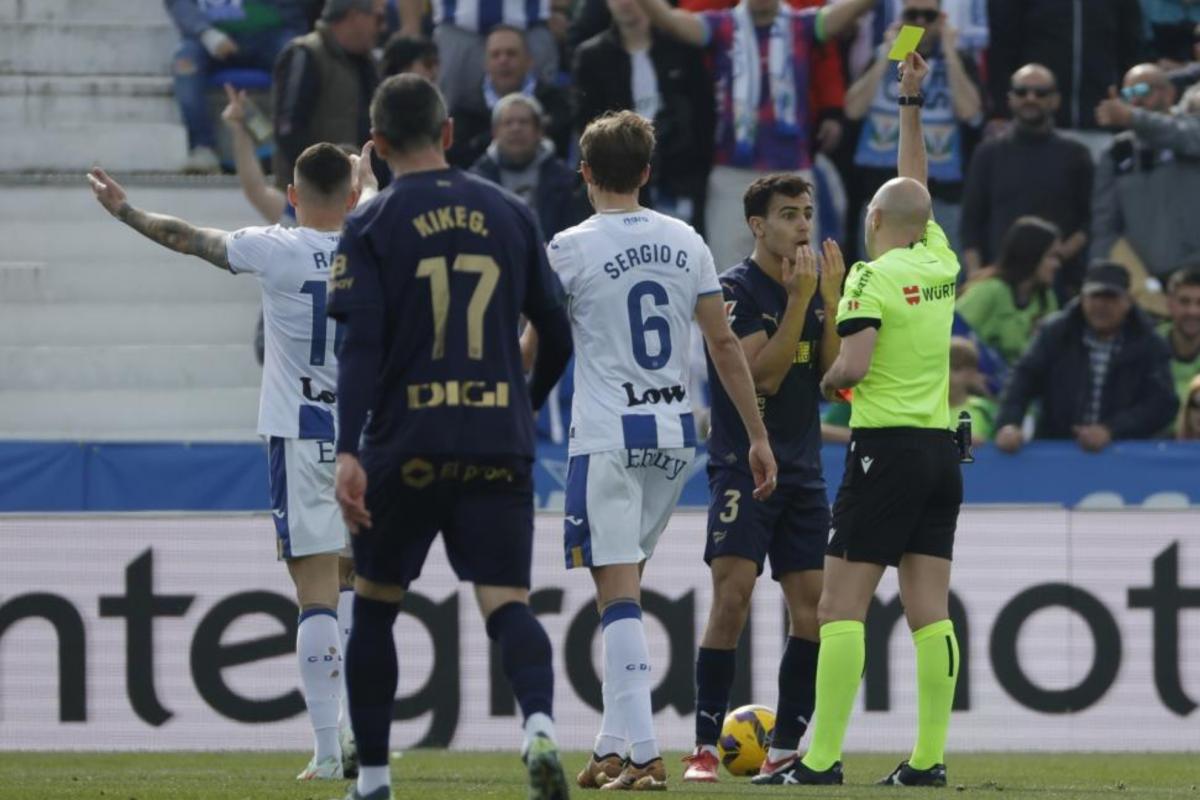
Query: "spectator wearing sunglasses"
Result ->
[[843, 0, 982, 261], [960, 64, 1093, 289], [841, 0, 988, 82], [986, 0, 1144, 156], [1092, 63, 1200, 285]]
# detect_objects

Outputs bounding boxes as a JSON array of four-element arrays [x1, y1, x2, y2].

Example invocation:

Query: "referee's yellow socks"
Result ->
[[909, 619, 959, 770], [801, 620, 865, 772]]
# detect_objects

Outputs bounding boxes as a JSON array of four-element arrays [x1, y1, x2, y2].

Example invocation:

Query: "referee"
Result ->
[[767, 52, 964, 787]]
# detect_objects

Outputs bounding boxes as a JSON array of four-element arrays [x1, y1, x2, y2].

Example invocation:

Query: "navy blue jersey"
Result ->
[[705, 258, 825, 487], [328, 168, 563, 459]]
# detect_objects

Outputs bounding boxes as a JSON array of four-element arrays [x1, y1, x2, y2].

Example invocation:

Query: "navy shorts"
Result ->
[[353, 452, 534, 589], [704, 466, 830, 580], [827, 428, 962, 567]]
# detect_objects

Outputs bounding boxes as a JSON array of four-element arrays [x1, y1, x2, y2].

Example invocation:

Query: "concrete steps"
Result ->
[[0, 183, 273, 439], [0, 387, 260, 440], [0, 22, 177, 77], [0, 76, 179, 127], [0, 258, 263, 303], [0, 344, 261, 392], [0, 0, 169, 23], [0, 0, 189, 173], [0, 302, 261, 346], [0, 122, 188, 172]]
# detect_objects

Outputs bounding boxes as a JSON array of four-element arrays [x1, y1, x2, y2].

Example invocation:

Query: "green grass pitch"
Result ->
[[0, 751, 1196, 800]]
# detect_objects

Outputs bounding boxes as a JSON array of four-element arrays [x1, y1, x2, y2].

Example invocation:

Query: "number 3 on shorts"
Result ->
[[719, 489, 741, 523]]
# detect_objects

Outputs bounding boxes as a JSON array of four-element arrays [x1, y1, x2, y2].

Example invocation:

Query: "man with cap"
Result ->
[[273, 0, 386, 189], [994, 261, 1179, 453]]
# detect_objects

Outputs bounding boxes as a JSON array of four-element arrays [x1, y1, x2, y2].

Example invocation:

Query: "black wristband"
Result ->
[[898, 93, 925, 107]]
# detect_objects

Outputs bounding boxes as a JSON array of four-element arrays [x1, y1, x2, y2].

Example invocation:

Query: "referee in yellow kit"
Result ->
[[756, 51, 963, 787]]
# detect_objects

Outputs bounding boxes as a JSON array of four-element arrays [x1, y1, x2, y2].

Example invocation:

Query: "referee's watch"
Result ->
[[898, 93, 925, 108]]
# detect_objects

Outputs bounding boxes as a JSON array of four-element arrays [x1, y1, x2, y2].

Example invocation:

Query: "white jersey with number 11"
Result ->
[[226, 225, 342, 440]]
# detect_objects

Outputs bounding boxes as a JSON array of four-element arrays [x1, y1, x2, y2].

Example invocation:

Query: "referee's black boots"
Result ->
[[878, 760, 948, 787]]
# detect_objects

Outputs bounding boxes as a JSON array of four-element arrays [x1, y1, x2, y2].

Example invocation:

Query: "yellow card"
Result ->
[[888, 25, 924, 61]]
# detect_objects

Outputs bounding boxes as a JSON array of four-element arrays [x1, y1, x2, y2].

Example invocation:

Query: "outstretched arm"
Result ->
[[896, 51, 930, 186], [634, 0, 707, 47], [221, 85, 287, 223], [87, 168, 230, 270]]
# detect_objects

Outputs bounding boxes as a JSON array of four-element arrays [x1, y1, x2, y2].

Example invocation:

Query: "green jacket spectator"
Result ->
[[956, 216, 1061, 365]]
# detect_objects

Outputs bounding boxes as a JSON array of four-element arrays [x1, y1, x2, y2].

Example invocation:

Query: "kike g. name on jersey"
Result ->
[[226, 225, 341, 439], [548, 209, 722, 456], [326, 168, 563, 459]]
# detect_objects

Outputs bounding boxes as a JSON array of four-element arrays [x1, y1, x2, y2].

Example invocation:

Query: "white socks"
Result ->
[[602, 610, 659, 766], [594, 680, 626, 757], [767, 747, 795, 763], [523, 711, 557, 757], [297, 608, 342, 762], [337, 589, 355, 733], [358, 765, 390, 796]]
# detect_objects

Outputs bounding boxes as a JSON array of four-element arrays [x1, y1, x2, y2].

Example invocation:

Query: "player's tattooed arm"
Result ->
[[116, 205, 230, 270], [87, 167, 230, 271]]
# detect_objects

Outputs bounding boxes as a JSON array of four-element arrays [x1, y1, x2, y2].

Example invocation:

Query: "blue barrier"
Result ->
[[3, 440, 1198, 512]]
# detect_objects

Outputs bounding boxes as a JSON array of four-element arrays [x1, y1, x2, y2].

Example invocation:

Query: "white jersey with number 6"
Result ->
[[548, 209, 722, 457], [226, 225, 342, 440]]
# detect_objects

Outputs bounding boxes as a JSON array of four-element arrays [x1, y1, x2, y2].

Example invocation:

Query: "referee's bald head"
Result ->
[[864, 177, 932, 259]]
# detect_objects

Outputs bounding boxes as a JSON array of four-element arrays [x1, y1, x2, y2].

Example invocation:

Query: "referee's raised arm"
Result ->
[[897, 52, 931, 186]]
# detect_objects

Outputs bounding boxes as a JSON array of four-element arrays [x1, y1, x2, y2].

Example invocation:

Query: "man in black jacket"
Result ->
[[470, 94, 588, 240], [571, 0, 714, 231], [959, 64, 1093, 286], [994, 262, 1178, 453]]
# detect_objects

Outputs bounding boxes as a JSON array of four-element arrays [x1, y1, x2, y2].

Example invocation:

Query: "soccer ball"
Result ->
[[717, 704, 775, 776]]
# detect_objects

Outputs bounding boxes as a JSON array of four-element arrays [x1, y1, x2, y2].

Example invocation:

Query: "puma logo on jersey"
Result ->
[[699, 710, 723, 726], [861, 456, 874, 473]]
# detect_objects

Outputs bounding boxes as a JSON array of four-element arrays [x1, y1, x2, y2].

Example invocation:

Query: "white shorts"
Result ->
[[267, 436, 349, 560], [563, 447, 695, 568]]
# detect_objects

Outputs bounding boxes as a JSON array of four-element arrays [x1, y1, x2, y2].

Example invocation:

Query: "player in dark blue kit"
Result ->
[[683, 175, 846, 783], [328, 75, 574, 800]]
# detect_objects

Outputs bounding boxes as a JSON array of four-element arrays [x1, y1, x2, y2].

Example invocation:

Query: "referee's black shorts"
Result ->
[[827, 427, 962, 567]]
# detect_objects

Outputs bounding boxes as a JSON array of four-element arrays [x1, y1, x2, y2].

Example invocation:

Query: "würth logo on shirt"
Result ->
[[903, 285, 921, 306]]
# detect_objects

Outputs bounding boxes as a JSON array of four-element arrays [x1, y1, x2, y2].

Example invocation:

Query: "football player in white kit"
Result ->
[[87, 142, 376, 781], [533, 111, 777, 790]]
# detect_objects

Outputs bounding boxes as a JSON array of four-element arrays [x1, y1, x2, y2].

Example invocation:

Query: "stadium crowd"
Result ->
[[167, 0, 1200, 449]]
